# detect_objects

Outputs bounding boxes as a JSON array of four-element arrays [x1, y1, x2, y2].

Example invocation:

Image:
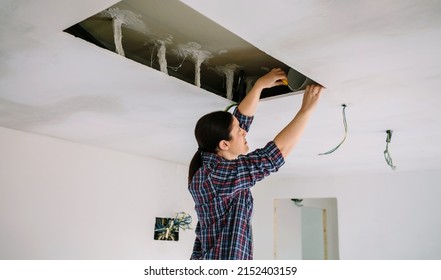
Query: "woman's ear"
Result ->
[[218, 140, 229, 151]]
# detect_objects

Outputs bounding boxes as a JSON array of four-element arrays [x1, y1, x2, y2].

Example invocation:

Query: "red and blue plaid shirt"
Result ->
[[188, 108, 285, 260]]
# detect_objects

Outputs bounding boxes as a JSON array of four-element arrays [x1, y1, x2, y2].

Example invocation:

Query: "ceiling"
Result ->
[[1, 0, 441, 178], [65, 0, 296, 100]]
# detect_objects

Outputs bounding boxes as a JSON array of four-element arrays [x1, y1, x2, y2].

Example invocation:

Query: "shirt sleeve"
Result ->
[[190, 221, 203, 260], [233, 107, 253, 132], [216, 141, 285, 196], [237, 141, 285, 185]]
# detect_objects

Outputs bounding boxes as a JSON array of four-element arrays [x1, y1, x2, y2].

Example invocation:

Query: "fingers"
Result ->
[[270, 68, 287, 85], [257, 68, 288, 89], [272, 68, 287, 79], [300, 85, 322, 112], [306, 84, 323, 94]]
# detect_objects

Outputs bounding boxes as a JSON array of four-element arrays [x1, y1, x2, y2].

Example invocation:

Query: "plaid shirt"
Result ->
[[188, 108, 285, 260]]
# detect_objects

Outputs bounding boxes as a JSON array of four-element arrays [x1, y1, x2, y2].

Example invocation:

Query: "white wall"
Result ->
[[0, 126, 196, 259], [252, 170, 441, 260], [2, 126, 441, 260]]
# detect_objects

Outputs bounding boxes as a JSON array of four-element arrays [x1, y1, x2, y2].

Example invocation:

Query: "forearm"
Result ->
[[237, 68, 286, 117], [237, 83, 265, 116], [274, 109, 313, 158], [273, 84, 322, 158]]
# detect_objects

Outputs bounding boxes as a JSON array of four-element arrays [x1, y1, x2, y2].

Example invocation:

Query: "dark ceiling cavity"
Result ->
[[65, 0, 316, 102]]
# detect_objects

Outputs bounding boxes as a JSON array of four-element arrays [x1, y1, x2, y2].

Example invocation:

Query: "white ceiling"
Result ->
[[1, 0, 441, 178]]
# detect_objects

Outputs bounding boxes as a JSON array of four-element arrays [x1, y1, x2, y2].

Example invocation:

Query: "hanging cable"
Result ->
[[173, 212, 192, 230], [167, 56, 187, 71], [224, 102, 238, 112], [319, 104, 348, 155], [384, 130, 397, 170], [291, 198, 303, 207]]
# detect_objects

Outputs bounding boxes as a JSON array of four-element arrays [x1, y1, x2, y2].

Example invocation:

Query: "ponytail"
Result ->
[[188, 149, 202, 184], [188, 111, 233, 184]]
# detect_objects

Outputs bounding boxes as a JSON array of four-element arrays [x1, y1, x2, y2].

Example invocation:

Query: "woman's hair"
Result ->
[[188, 111, 233, 183]]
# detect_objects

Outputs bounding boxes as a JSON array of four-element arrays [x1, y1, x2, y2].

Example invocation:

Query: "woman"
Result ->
[[188, 68, 322, 259]]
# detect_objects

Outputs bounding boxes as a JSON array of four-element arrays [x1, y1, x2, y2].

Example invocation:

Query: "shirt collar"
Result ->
[[201, 151, 224, 165]]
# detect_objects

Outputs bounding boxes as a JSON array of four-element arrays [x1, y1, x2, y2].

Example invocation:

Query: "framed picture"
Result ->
[[153, 212, 192, 241], [154, 217, 179, 241]]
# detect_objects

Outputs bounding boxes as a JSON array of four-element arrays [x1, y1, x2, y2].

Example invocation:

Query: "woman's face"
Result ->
[[226, 116, 249, 157]]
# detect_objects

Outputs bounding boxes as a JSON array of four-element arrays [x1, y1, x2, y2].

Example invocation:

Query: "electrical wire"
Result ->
[[224, 102, 238, 112], [384, 130, 397, 170], [174, 212, 192, 230], [291, 198, 303, 207], [319, 104, 348, 155], [167, 56, 187, 71], [153, 212, 192, 241]]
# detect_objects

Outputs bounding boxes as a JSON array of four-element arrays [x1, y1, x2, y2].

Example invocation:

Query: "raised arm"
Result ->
[[274, 84, 323, 158], [237, 68, 287, 117]]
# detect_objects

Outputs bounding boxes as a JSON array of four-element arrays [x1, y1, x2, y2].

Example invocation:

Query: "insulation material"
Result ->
[[112, 17, 125, 56], [66, 0, 300, 100], [100, 7, 149, 57], [176, 42, 212, 87], [216, 64, 241, 100], [156, 39, 172, 75]]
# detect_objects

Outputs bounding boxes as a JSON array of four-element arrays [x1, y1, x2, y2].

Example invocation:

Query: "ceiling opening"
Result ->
[[65, 0, 318, 102]]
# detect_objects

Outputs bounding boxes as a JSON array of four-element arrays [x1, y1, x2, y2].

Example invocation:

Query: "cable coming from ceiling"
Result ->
[[224, 102, 238, 112], [319, 104, 348, 155], [384, 130, 397, 170], [291, 198, 304, 207]]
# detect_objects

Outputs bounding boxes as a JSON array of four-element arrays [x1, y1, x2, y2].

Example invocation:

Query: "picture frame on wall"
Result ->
[[154, 217, 179, 241]]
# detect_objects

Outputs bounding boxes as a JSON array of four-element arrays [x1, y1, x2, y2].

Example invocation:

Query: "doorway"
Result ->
[[274, 198, 339, 259]]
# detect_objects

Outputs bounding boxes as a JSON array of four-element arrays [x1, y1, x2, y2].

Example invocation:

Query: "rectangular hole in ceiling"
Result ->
[[64, 0, 319, 102]]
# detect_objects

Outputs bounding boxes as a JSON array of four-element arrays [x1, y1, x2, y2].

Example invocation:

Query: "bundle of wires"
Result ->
[[384, 130, 396, 170]]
